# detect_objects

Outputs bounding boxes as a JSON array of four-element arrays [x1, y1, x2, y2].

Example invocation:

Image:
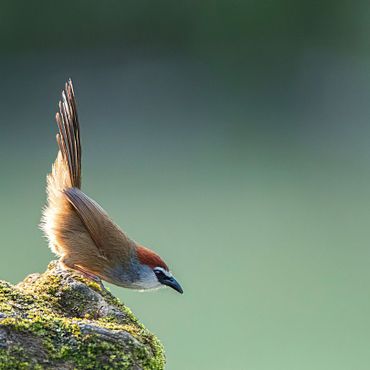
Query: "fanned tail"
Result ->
[[41, 79, 82, 254]]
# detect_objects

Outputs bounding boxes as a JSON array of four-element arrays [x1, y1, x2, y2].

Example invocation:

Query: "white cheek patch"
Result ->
[[135, 265, 173, 290], [136, 265, 162, 290]]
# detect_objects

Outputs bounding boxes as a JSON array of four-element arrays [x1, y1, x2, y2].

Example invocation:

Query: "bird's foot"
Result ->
[[72, 265, 102, 283], [60, 258, 102, 285]]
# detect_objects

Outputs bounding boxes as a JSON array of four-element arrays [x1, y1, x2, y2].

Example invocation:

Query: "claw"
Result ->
[[73, 265, 101, 283]]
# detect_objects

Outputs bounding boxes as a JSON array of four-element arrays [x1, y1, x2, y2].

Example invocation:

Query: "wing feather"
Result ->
[[64, 188, 133, 263]]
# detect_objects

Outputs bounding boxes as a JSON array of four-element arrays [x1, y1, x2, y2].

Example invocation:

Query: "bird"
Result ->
[[40, 79, 183, 294]]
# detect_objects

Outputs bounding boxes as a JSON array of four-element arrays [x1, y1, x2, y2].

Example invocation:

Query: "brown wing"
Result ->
[[64, 188, 134, 263]]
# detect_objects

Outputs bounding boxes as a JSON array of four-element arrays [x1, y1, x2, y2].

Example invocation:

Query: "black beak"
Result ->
[[160, 276, 183, 294]]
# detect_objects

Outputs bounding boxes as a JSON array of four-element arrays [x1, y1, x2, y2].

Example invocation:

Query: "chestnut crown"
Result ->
[[136, 246, 183, 294]]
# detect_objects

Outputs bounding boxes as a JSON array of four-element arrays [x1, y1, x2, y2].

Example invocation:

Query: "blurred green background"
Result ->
[[1, 1, 370, 369]]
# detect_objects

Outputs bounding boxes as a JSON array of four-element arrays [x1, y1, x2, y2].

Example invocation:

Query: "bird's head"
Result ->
[[135, 245, 183, 294]]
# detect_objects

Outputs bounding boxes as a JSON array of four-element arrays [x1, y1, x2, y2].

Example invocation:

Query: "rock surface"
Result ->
[[0, 261, 165, 369]]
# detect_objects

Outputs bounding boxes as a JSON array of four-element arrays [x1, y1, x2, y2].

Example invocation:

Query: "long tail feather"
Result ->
[[41, 79, 82, 255], [55, 79, 81, 189]]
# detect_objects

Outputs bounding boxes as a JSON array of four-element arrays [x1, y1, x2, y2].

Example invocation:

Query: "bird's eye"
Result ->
[[154, 268, 164, 276]]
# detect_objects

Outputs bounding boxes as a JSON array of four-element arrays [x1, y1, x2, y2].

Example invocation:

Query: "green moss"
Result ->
[[73, 275, 103, 292], [0, 352, 31, 370], [0, 261, 165, 369]]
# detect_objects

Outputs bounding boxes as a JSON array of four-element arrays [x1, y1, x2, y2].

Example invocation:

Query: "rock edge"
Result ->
[[0, 261, 165, 369]]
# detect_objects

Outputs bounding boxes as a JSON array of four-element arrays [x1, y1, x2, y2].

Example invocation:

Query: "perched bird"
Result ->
[[40, 80, 183, 294]]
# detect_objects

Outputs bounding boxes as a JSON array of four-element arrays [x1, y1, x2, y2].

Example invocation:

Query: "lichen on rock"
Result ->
[[0, 261, 165, 369]]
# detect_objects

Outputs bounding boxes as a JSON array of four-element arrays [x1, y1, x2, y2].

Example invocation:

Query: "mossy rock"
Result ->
[[0, 261, 165, 369]]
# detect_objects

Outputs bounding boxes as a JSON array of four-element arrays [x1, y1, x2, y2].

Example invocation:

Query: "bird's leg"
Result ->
[[73, 265, 102, 283], [61, 256, 101, 283]]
